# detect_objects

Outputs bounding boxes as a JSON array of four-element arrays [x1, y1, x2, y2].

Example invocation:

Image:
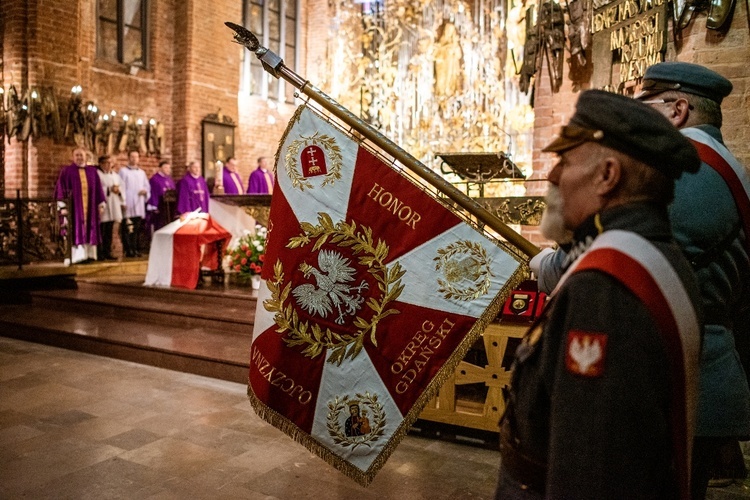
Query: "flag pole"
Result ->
[[226, 22, 539, 258]]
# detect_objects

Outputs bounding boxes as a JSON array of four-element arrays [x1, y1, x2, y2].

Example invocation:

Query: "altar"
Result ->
[[144, 212, 231, 289]]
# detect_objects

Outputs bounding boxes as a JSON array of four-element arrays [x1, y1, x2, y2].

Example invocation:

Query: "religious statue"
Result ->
[[434, 21, 464, 99]]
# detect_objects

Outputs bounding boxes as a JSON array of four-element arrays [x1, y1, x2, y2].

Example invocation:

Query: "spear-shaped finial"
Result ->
[[225, 22, 261, 52]]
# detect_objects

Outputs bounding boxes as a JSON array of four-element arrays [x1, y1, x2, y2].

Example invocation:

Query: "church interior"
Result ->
[[1, 0, 749, 497]]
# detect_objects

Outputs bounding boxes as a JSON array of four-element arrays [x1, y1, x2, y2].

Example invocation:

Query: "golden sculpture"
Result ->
[[434, 21, 463, 98]]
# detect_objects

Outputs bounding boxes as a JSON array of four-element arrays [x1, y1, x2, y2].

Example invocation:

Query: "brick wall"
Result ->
[[2, 0, 178, 196], [3, 0, 747, 216], [527, 1, 750, 247], [668, 3, 750, 167], [1, 0, 331, 196]]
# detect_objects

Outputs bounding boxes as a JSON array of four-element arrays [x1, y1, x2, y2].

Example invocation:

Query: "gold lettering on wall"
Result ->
[[592, 0, 667, 90]]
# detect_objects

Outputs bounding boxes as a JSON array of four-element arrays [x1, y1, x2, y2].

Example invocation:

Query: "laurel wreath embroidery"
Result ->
[[434, 240, 494, 301], [326, 393, 386, 450], [263, 212, 405, 365], [284, 132, 343, 191]]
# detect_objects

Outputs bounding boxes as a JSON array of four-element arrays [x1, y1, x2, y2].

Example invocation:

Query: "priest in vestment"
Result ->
[[147, 160, 177, 231], [55, 147, 106, 264], [246, 156, 274, 194], [177, 161, 210, 215], [221, 157, 245, 194]]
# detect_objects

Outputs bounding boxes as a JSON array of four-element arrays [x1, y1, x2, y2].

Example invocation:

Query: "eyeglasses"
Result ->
[[639, 98, 677, 105], [639, 98, 694, 109]]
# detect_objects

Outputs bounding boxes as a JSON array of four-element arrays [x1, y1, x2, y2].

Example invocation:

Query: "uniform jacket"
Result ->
[[505, 203, 703, 499], [669, 125, 750, 438]]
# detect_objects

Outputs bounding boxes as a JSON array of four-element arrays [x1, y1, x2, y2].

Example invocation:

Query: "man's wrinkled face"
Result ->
[[73, 149, 86, 167], [546, 142, 603, 233]]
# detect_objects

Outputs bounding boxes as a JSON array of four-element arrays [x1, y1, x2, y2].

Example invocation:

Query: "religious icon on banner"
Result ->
[[247, 105, 525, 485]]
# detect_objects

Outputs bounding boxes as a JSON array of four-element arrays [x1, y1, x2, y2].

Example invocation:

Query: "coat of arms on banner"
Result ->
[[248, 105, 525, 486]]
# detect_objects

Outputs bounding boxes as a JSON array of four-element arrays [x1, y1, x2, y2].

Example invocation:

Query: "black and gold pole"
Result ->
[[225, 22, 539, 258]]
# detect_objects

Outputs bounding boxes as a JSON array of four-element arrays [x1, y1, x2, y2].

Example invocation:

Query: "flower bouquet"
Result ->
[[226, 225, 267, 285]]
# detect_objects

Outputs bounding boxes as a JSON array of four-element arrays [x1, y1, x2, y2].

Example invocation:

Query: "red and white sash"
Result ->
[[555, 230, 700, 500], [683, 127, 750, 255]]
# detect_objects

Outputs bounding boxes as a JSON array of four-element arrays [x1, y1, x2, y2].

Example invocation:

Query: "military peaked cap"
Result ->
[[543, 90, 700, 179], [637, 61, 733, 103]]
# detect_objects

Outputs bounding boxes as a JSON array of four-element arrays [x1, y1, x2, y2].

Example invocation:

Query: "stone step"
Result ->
[[77, 279, 254, 308], [31, 280, 258, 334], [0, 304, 251, 383]]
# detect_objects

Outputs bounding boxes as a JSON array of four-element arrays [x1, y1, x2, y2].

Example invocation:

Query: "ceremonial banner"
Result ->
[[249, 105, 525, 485]]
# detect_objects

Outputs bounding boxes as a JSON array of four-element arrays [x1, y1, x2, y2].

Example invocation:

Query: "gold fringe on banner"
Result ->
[[247, 101, 530, 486]]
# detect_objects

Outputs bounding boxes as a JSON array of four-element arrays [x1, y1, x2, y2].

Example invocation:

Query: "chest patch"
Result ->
[[565, 330, 607, 377]]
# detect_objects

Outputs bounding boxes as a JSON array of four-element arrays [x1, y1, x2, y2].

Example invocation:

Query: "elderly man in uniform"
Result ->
[[637, 62, 750, 498], [497, 90, 704, 499], [531, 63, 750, 498]]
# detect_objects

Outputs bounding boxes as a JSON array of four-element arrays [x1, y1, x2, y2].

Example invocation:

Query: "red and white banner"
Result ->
[[145, 212, 231, 289], [249, 106, 525, 485]]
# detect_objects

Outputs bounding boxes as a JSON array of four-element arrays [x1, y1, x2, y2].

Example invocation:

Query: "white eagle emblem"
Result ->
[[569, 336, 602, 374], [292, 249, 369, 324]]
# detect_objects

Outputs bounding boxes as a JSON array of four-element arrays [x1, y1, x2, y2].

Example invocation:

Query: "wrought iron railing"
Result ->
[[0, 191, 70, 268]]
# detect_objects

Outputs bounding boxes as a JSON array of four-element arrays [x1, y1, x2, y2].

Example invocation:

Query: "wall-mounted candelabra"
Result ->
[[0, 84, 163, 157]]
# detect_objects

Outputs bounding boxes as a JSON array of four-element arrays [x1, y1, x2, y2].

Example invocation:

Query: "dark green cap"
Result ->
[[637, 61, 733, 103], [543, 90, 700, 179]]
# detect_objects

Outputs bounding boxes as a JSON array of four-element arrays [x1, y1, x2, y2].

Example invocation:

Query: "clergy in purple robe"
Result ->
[[54, 147, 106, 264], [221, 157, 245, 194], [147, 160, 177, 230], [177, 161, 210, 215], [246, 156, 274, 194]]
